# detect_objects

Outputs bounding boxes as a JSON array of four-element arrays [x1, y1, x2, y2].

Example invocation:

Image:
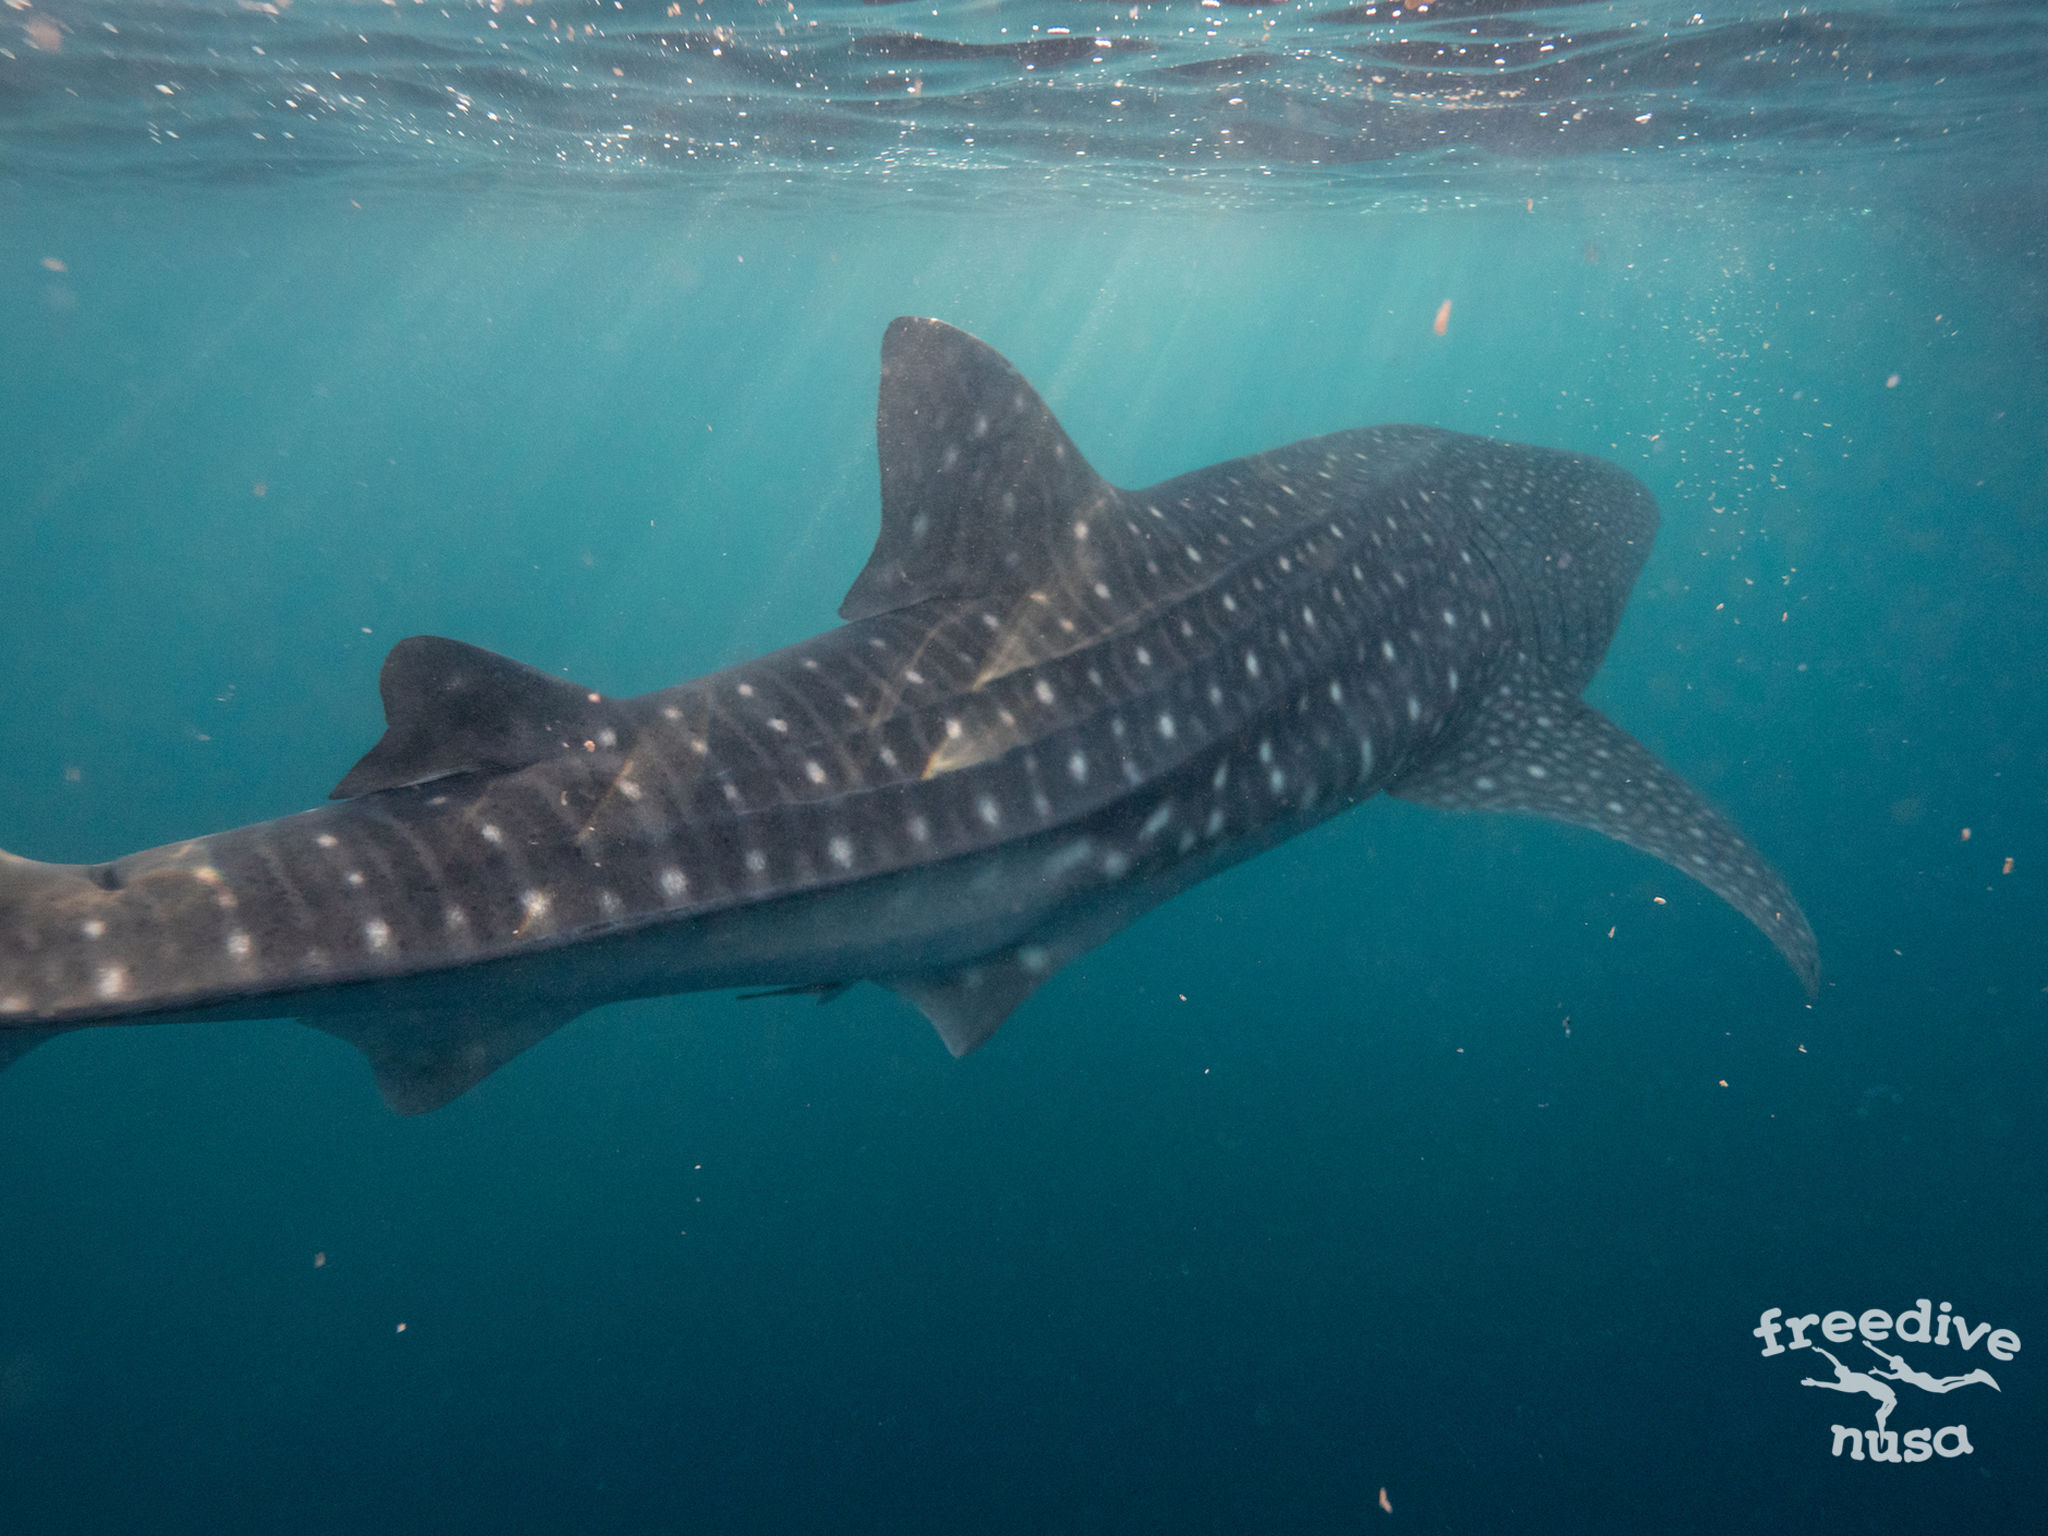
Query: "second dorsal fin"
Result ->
[[330, 635, 616, 799], [838, 317, 1114, 622]]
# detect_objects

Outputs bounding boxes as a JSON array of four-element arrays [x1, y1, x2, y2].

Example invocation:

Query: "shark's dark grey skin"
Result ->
[[0, 318, 1817, 1113]]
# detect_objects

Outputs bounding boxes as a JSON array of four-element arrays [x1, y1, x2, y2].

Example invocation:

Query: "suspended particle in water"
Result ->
[[1432, 299, 1452, 336]]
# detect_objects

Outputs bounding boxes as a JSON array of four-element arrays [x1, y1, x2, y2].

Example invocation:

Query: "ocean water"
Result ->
[[2, 2, 2046, 1531]]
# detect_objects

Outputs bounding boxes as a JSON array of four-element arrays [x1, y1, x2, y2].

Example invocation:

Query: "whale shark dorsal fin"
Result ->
[[331, 635, 615, 799], [839, 317, 1114, 622], [1392, 674, 1819, 995]]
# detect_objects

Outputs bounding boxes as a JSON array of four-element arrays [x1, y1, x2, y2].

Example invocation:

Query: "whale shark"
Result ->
[[0, 318, 1816, 1113]]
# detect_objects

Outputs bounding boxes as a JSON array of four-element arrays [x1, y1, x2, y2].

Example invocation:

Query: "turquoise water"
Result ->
[[4, 1, 2047, 1530]]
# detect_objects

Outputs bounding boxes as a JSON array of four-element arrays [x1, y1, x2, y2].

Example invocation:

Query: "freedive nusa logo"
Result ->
[[1755, 1300, 2019, 1463]]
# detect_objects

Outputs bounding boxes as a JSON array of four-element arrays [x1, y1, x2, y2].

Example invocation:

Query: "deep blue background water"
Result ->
[[2, 157, 2046, 1532]]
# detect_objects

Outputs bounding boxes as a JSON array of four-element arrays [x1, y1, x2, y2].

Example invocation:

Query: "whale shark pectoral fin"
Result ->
[[1393, 682, 1819, 995], [878, 941, 1081, 1058], [304, 999, 587, 1114], [331, 635, 616, 800], [840, 317, 1116, 623]]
